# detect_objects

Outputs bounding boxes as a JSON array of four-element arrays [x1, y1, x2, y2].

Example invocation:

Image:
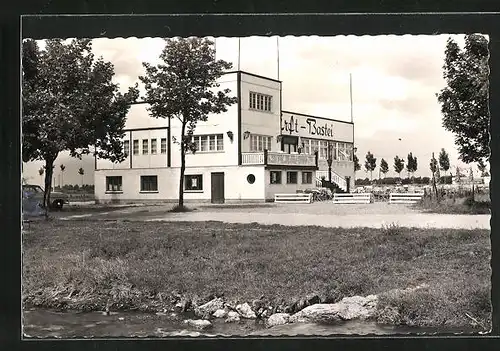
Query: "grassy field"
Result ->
[[22, 220, 491, 329]]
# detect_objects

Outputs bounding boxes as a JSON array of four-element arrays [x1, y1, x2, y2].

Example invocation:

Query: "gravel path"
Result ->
[[57, 202, 490, 229], [146, 211, 490, 229]]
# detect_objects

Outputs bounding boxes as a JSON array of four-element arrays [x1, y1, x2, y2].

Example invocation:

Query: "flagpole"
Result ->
[[238, 38, 241, 71], [349, 73, 353, 123], [277, 36, 280, 80]]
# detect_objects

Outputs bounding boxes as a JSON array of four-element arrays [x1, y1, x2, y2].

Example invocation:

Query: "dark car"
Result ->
[[22, 184, 70, 209]]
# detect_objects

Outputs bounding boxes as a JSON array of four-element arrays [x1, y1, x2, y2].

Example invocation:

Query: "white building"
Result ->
[[94, 71, 355, 203]]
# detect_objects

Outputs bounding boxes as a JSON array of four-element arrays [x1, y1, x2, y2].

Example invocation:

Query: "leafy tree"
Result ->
[[437, 34, 489, 164], [393, 156, 405, 179], [364, 151, 377, 181], [405, 152, 418, 180], [353, 153, 361, 172], [438, 148, 451, 179], [78, 167, 85, 187], [380, 158, 389, 177], [477, 159, 489, 177], [140, 38, 237, 209], [22, 39, 139, 208]]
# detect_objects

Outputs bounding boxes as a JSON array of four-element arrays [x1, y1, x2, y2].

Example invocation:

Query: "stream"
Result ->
[[22, 308, 481, 338]]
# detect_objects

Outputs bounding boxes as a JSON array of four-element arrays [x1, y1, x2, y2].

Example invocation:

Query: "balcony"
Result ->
[[241, 151, 317, 167]]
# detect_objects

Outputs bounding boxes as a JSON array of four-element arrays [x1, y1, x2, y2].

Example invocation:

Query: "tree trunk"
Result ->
[[43, 158, 55, 209], [178, 121, 187, 209], [432, 171, 439, 203]]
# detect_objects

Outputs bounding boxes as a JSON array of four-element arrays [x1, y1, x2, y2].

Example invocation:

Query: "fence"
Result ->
[[274, 193, 313, 204], [389, 192, 424, 204], [333, 193, 373, 204]]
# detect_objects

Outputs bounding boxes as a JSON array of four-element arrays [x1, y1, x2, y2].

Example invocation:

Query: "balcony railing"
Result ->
[[241, 151, 317, 167]]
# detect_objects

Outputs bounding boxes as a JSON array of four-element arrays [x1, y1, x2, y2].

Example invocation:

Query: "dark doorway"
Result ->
[[211, 172, 225, 204]]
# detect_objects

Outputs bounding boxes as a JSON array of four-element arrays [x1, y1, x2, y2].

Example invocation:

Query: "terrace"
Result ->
[[241, 151, 318, 167]]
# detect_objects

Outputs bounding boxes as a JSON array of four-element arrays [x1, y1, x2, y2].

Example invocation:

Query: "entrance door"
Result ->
[[211, 172, 225, 204]]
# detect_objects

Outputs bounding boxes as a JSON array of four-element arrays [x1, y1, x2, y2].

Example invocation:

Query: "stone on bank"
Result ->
[[213, 309, 228, 319], [194, 297, 224, 318], [225, 311, 241, 323], [236, 302, 257, 319], [289, 295, 378, 324], [184, 319, 212, 330], [266, 313, 291, 328]]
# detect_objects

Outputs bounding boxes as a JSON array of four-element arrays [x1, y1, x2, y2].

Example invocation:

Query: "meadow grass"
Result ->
[[22, 220, 491, 328]]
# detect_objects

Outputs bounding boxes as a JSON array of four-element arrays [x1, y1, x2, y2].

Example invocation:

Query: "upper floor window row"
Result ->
[[249, 92, 272, 112], [301, 139, 354, 161], [192, 134, 224, 153], [250, 134, 272, 152], [126, 138, 167, 156]]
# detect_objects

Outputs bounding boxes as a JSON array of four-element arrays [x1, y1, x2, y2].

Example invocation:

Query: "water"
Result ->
[[22, 308, 481, 338]]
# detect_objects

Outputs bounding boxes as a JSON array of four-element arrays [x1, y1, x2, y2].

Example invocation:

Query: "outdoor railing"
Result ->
[[241, 151, 317, 167], [316, 170, 348, 192], [241, 152, 265, 165]]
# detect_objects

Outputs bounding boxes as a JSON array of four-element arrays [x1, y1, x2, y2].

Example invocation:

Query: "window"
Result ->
[[161, 138, 167, 154], [216, 135, 224, 151], [270, 171, 282, 184], [140, 175, 158, 192], [192, 134, 224, 153], [287, 171, 298, 184], [133, 140, 139, 155], [250, 134, 272, 152], [151, 139, 157, 155], [346, 143, 354, 161], [302, 171, 313, 184], [310, 139, 319, 155], [185, 174, 203, 191], [247, 174, 256, 184], [142, 139, 149, 155], [123, 140, 130, 157], [338, 142, 349, 161], [106, 176, 122, 192], [249, 92, 272, 112], [319, 141, 328, 159], [209, 135, 216, 151]]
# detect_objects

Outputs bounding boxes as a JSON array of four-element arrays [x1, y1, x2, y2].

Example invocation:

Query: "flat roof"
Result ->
[[223, 70, 282, 84]]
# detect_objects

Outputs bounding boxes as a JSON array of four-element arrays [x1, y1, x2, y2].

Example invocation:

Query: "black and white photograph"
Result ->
[[21, 29, 491, 337]]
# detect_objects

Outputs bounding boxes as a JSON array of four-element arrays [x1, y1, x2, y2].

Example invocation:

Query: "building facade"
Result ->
[[94, 71, 355, 203]]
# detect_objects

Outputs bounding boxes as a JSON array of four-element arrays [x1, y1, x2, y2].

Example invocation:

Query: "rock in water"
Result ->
[[225, 311, 241, 323], [266, 313, 290, 328], [236, 302, 257, 319], [194, 297, 224, 317], [289, 295, 379, 324], [213, 309, 228, 319], [184, 319, 212, 330]]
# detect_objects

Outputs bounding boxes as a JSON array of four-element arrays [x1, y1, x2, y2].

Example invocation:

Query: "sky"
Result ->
[[22, 34, 489, 186]]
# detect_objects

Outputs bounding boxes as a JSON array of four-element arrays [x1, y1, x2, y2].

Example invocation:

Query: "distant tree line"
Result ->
[[352, 147, 487, 187], [355, 176, 453, 186]]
